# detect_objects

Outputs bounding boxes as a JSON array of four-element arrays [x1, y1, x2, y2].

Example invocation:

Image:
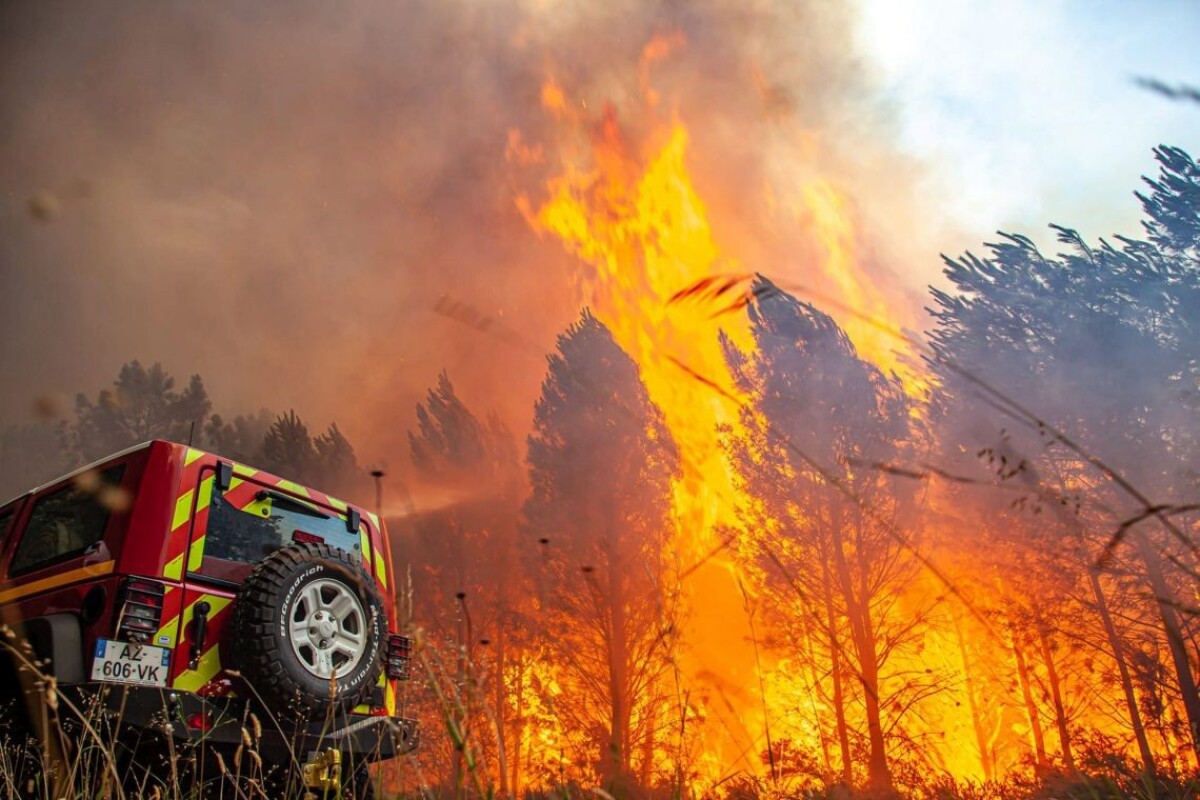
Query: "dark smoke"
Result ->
[[0, 0, 923, 473]]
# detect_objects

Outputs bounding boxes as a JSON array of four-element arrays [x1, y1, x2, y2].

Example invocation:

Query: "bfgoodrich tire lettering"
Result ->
[[232, 543, 386, 718]]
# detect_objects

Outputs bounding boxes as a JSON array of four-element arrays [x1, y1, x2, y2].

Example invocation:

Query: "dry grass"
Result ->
[[0, 629, 394, 800]]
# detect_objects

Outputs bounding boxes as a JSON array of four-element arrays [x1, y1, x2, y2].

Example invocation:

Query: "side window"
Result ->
[[9, 466, 126, 577]]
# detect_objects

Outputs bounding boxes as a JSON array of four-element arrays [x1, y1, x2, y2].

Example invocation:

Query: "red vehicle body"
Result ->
[[0, 440, 416, 788]]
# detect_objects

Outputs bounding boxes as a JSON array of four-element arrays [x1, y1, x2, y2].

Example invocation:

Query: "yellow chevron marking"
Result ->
[[366, 511, 380, 529], [241, 495, 272, 518], [359, 528, 372, 567], [163, 553, 184, 581], [233, 464, 257, 478], [181, 594, 232, 630], [353, 673, 391, 714], [173, 593, 233, 691], [327, 496, 348, 512], [374, 551, 388, 589], [155, 619, 178, 647], [275, 479, 310, 498], [196, 475, 214, 513], [0, 561, 114, 604], [184, 448, 206, 466], [173, 643, 223, 693], [153, 586, 180, 645], [172, 489, 194, 532], [186, 535, 206, 572]]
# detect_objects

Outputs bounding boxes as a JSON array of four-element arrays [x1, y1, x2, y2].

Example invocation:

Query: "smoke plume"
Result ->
[[0, 0, 934, 469]]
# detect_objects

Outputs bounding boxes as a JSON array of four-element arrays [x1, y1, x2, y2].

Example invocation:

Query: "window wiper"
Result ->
[[253, 489, 361, 532], [254, 490, 330, 519]]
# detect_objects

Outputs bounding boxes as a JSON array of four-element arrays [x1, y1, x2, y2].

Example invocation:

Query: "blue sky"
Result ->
[[855, 0, 1200, 252]]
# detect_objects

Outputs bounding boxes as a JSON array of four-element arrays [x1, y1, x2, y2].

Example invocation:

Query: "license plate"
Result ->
[[90, 639, 170, 687]]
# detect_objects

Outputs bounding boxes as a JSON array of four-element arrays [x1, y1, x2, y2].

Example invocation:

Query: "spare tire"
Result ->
[[232, 542, 387, 718]]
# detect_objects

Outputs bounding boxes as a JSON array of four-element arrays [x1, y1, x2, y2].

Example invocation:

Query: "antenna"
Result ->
[[187, 420, 196, 447]]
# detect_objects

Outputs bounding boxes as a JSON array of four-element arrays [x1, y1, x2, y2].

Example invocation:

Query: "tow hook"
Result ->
[[301, 748, 341, 795]]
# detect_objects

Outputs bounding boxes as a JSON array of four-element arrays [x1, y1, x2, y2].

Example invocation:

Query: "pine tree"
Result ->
[[404, 371, 523, 792], [74, 360, 211, 460], [722, 278, 920, 791], [313, 422, 364, 496], [926, 146, 1200, 767], [203, 409, 275, 463], [409, 371, 487, 479], [523, 310, 680, 787], [257, 409, 318, 484]]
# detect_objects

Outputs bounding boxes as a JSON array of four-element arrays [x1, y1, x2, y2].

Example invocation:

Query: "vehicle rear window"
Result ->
[[201, 480, 362, 582], [9, 466, 126, 577]]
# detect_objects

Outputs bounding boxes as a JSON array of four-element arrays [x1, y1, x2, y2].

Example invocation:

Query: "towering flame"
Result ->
[[510, 35, 930, 781], [517, 103, 772, 782], [524, 111, 750, 544], [497, 27, 1169, 792]]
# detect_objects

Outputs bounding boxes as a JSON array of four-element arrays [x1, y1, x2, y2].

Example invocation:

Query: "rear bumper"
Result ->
[[63, 683, 418, 763]]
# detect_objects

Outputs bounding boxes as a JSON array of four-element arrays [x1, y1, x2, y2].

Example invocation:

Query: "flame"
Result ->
[[541, 78, 567, 115], [520, 105, 766, 784], [512, 49, 941, 782], [639, 32, 687, 109], [792, 179, 925, 392], [502, 33, 1157, 793], [525, 115, 763, 631]]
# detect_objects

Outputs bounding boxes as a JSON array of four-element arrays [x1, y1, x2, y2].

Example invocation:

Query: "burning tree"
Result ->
[[721, 278, 928, 792], [926, 146, 1200, 773], [523, 310, 681, 790]]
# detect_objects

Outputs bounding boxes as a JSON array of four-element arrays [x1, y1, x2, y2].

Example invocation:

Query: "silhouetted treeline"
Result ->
[[0, 360, 368, 502]]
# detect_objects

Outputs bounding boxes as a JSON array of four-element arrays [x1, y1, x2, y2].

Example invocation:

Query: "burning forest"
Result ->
[[2, 1, 1200, 799]]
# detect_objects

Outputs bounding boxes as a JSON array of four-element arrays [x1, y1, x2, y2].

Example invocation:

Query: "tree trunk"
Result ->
[[1035, 623, 1075, 771], [640, 706, 656, 787], [855, 617, 890, 791], [495, 619, 510, 797], [830, 512, 890, 790], [802, 623, 834, 780], [607, 537, 631, 783], [451, 522, 467, 799], [1136, 532, 1200, 761], [511, 655, 525, 798], [820, 542, 853, 785], [1087, 567, 1155, 777], [954, 617, 993, 781], [1011, 629, 1048, 770]]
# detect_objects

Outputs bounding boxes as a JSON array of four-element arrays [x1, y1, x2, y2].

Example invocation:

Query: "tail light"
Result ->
[[186, 712, 213, 731], [386, 634, 412, 680], [116, 577, 165, 643]]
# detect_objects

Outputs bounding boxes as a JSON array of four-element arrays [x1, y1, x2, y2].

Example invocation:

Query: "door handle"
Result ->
[[189, 601, 211, 669]]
